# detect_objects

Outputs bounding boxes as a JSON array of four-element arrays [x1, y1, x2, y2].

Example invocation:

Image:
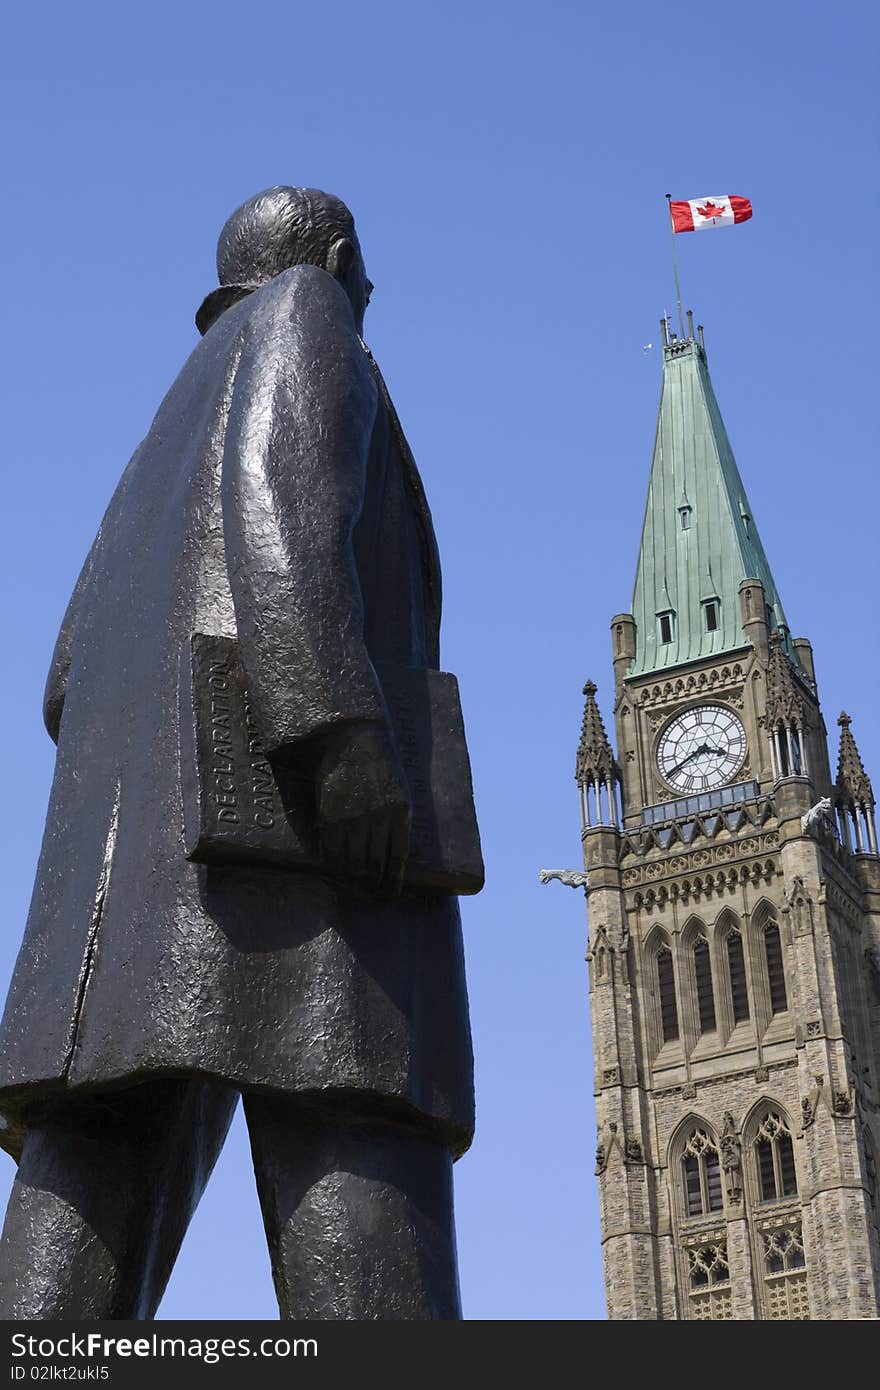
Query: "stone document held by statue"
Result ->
[[0, 187, 480, 1321], [181, 633, 484, 894]]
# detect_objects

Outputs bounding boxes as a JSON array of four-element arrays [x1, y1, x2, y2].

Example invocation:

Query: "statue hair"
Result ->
[[217, 186, 358, 287]]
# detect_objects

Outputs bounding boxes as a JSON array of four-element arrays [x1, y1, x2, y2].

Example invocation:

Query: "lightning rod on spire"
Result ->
[[665, 194, 686, 340]]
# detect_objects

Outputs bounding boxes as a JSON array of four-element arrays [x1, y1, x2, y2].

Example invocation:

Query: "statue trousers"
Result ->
[[0, 1079, 461, 1320]]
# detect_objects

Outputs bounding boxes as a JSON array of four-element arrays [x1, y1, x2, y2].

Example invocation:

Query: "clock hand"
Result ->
[[667, 747, 703, 778], [667, 742, 728, 779], [689, 741, 729, 759]]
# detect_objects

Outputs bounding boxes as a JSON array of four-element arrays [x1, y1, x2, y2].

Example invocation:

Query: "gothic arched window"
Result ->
[[686, 1241, 732, 1320], [693, 935, 716, 1034], [763, 923, 788, 1014], [657, 944, 679, 1043], [743, 1104, 809, 1317], [754, 1112, 797, 1202], [726, 928, 750, 1022], [681, 1129, 723, 1217], [762, 1224, 809, 1319]]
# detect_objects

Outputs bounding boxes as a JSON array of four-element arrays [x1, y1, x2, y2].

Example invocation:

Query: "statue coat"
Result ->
[[0, 266, 474, 1161]]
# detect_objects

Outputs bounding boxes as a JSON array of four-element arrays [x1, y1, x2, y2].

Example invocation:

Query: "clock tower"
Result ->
[[578, 317, 880, 1319]]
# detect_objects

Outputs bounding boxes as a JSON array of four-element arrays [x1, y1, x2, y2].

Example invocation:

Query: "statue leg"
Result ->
[[0, 1079, 238, 1320], [243, 1095, 462, 1320]]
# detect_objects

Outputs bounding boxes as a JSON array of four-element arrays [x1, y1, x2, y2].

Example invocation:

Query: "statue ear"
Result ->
[[326, 236, 356, 283]]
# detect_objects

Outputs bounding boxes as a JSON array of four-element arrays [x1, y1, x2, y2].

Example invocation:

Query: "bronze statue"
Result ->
[[0, 187, 481, 1320]]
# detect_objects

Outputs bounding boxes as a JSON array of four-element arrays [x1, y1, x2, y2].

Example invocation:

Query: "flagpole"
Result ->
[[665, 194, 686, 339]]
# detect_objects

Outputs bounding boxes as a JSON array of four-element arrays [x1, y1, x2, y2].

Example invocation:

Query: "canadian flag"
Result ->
[[670, 195, 753, 232]]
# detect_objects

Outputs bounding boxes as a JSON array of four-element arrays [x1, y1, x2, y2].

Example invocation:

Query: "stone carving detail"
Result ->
[[764, 631, 807, 727], [801, 1075, 824, 1129], [630, 858, 776, 910], [603, 1068, 619, 1086], [625, 1138, 644, 1164], [638, 667, 744, 707], [806, 1021, 821, 1038], [587, 925, 612, 983], [620, 820, 777, 870], [539, 868, 588, 890], [595, 1121, 621, 1175], [832, 1090, 852, 1117], [720, 1112, 743, 1205], [755, 1066, 769, 1083], [682, 1083, 697, 1100], [575, 682, 619, 787], [786, 877, 815, 939], [801, 797, 837, 844], [595, 1124, 644, 1172], [836, 713, 875, 810]]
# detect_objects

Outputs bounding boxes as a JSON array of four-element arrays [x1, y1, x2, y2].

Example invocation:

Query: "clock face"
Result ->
[[656, 705, 747, 793]]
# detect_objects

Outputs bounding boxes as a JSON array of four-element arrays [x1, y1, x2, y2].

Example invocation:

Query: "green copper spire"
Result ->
[[629, 322, 789, 678]]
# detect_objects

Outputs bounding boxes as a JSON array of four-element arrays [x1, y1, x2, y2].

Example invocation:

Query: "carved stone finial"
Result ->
[[576, 681, 617, 786], [764, 629, 805, 727], [836, 711, 874, 810]]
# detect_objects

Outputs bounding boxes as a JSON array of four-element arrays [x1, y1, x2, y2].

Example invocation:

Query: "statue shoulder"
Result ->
[[239, 268, 374, 409], [251, 264, 357, 337]]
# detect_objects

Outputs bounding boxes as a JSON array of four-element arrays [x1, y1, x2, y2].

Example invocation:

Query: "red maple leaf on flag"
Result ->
[[696, 201, 726, 220]]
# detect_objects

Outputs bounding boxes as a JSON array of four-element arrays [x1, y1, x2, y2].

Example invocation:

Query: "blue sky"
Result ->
[[0, 1, 876, 1320]]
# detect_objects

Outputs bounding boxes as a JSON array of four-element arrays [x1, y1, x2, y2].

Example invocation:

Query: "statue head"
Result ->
[[213, 186, 372, 333]]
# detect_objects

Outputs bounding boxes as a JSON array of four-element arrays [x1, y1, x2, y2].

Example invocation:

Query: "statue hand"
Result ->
[[315, 723, 411, 896]]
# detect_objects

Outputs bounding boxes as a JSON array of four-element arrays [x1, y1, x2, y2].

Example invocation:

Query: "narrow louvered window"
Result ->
[[657, 946, 679, 1042], [764, 924, 788, 1014], [659, 612, 673, 644], [704, 600, 719, 632], [779, 1132, 797, 1196], [694, 936, 716, 1034], [705, 1146, 723, 1211], [727, 930, 750, 1022], [684, 1154, 703, 1215], [755, 1113, 798, 1203], [757, 1139, 777, 1200]]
